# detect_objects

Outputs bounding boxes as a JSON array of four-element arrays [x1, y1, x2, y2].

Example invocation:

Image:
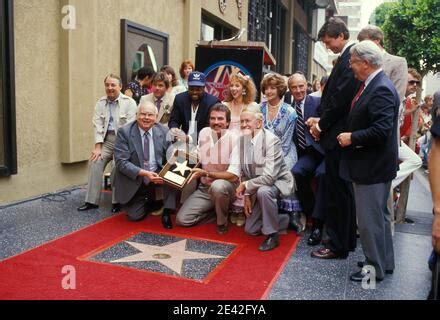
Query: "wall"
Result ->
[[0, 0, 243, 204]]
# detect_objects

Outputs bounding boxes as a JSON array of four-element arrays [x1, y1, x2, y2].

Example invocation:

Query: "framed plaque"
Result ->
[[159, 150, 200, 190]]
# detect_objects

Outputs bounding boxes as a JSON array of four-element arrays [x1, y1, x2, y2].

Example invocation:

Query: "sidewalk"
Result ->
[[0, 168, 433, 299]]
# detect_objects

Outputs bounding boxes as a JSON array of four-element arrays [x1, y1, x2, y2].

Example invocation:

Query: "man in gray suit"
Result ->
[[77, 74, 137, 213], [233, 105, 294, 251], [113, 101, 176, 229]]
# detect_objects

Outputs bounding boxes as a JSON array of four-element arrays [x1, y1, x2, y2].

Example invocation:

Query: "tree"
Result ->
[[381, 0, 440, 222], [369, 2, 398, 27]]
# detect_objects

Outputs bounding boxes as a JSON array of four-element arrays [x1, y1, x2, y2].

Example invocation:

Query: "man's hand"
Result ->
[[143, 171, 164, 184], [337, 132, 352, 147], [433, 212, 440, 254], [187, 168, 206, 184], [306, 117, 321, 141], [236, 182, 246, 198], [244, 195, 252, 218], [90, 144, 103, 162], [170, 128, 188, 142]]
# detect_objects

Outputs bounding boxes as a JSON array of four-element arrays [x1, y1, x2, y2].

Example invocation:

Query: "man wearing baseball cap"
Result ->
[[168, 71, 219, 145]]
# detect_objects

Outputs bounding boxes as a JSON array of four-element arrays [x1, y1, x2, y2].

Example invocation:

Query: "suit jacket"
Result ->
[[92, 93, 137, 144], [240, 129, 294, 197], [293, 95, 324, 155], [339, 71, 400, 185], [168, 91, 219, 140], [382, 51, 408, 103], [139, 92, 175, 125], [318, 44, 361, 150], [113, 121, 171, 204]]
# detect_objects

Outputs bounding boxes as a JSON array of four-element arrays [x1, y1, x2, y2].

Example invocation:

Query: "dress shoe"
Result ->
[[111, 203, 121, 213], [357, 261, 394, 274], [258, 234, 279, 251], [161, 214, 172, 229], [311, 247, 341, 259], [288, 212, 305, 234], [350, 268, 383, 282], [77, 203, 99, 211], [217, 224, 228, 235], [307, 227, 322, 246]]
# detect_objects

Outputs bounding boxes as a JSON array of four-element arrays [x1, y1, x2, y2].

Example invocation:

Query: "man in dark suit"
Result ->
[[338, 40, 400, 281], [306, 17, 361, 259], [168, 71, 219, 146], [113, 101, 176, 229], [289, 73, 326, 245]]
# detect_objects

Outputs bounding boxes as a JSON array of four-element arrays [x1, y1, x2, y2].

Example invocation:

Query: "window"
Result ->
[[0, 0, 16, 176], [201, 14, 233, 41], [121, 20, 169, 86]]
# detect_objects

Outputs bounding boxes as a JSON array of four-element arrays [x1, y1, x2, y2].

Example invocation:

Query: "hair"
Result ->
[[320, 75, 329, 86], [137, 100, 158, 115], [318, 17, 349, 40], [358, 25, 385, 47], [152, 72, 170, 89], [223, 73, 257, 104], [209, 103, 231, 123], [137, 67, 155, 81], [350, 40, 383, 68], [104, 74, 122, 86], [408, 68, 422, 81], [287, 72, 307, 88], [160, 65, 178, 87], [433, 90, 440, 118], [242, 103, 263, 121], [260, 73, 287, 98], [312, 79, 321, 91], [179, 59, 195, 79]]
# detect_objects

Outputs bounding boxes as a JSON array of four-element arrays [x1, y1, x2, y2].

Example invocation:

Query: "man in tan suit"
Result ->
[[139, 72, 175, 125], [78, 74, 137, 212], [233, 105, 294, 251]]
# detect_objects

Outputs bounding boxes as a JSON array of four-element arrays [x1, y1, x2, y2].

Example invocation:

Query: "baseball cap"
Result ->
[[187, 71, 206, 87]]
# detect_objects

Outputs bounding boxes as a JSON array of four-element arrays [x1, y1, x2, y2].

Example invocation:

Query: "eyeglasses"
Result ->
[[408, 80, 420, 85]]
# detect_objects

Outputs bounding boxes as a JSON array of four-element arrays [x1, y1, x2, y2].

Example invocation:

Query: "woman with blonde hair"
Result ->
[[260, 73, 302, 227], [223, 73, 259, 226]]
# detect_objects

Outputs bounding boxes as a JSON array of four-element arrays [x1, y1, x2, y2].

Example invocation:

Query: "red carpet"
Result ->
[[0, 214, 300, 300]]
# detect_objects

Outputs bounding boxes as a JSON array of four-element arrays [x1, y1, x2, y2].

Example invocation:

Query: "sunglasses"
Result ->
[[408, 80, 420, 85]]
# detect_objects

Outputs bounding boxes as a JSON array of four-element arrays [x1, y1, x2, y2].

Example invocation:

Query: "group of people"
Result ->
[[76, 17, 438, 284]]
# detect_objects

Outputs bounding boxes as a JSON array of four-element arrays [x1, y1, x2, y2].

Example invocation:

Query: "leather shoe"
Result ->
[[161, 214, 173, 229], [350, 268, 383, 282], [258, 234, 279, 251], [357, 261, 394, 274], [111, 203, 121, 213], [307, 227, 322, 246], [311, 247, 341, 259], [288, 212, 305, 234], [77, 203, 98, 211]]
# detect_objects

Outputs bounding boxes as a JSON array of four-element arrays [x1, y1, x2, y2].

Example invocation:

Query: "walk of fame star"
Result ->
[[172, 160, 191, 176], [111, 239, 224, 275]]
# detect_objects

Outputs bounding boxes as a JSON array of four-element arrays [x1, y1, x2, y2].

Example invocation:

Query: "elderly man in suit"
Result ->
[[289, 73, 326, 246], [139, 72, 175, 125], [168, 71, 219, 146], [338, 40, 400, 282], [233, 105, 294, 251], [113, 101, 176, 229], [77, 74, 137, 213], [307, 17, 361, 259]]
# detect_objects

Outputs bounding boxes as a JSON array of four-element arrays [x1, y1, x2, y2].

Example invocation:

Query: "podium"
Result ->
[[195, 41, 276, 101]]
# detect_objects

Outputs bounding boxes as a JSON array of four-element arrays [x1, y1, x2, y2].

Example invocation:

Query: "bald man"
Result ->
[[113, 101, 176, 229]]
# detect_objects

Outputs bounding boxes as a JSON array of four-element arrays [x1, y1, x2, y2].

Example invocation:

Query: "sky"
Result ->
[[361, 0, 390, 26]]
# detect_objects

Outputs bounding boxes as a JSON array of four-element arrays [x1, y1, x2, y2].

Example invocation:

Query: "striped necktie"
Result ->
[[143, 132, 151, 185], [294, 101, 306, 150]]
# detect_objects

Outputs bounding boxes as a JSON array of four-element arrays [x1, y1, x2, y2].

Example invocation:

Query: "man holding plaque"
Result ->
[[233, 105, 294, 251], [113, 101, 176, 229], [176, 103, 240, 235]]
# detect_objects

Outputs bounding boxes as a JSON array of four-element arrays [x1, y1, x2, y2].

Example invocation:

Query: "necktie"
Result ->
[[143, 132, 151, 185], [294, 102, 306, 150], [156, 98, 162, 112], [351, 82, 365, 110]]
